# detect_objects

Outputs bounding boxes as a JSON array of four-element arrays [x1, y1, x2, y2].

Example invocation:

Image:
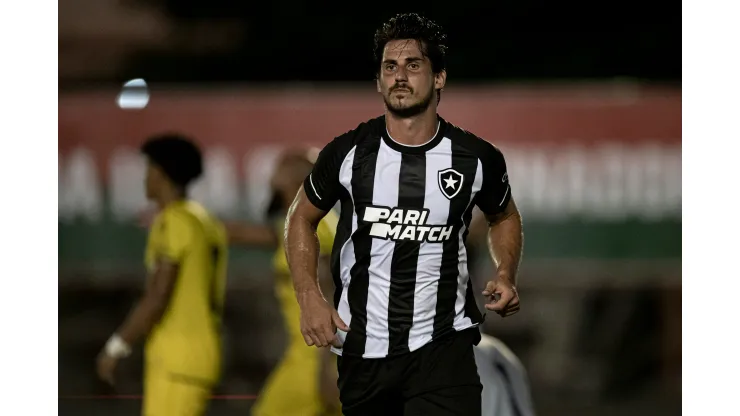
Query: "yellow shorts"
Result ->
[[251, 343, 340, 416], [143, 364, 213, 416]]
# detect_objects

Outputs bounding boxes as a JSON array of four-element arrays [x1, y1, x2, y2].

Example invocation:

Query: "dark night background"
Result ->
[[63, 1, 681, 85]]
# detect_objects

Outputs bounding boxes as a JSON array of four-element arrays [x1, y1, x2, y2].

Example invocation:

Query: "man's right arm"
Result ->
[[285, 136, 350, 347], [286, 187, 351, 347], [285, 135, 343, 296], [285, 188, 328, 297]]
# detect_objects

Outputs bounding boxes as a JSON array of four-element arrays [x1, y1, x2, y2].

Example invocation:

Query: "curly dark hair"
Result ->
[[373, 13, 448, 76], [141, 133, 203, 189], [373, 13, 448, 104]]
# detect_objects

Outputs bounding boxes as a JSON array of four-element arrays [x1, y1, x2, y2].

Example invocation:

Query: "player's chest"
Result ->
[[342, 144, 482, 224], [343, 145, 482, 242]]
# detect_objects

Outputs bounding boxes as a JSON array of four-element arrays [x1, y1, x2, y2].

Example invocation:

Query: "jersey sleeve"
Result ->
[[475, 144, 512, 216], [303, 136, 348, 211], [156, 211, 197, 263], [316, 210, 339, 256]]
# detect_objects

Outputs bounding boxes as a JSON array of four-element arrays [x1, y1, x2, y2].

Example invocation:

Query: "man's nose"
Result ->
[[395, 67, 408, 82]]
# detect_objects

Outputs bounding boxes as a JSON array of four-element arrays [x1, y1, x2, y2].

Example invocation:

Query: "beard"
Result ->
[[383, 85, 435, 118]]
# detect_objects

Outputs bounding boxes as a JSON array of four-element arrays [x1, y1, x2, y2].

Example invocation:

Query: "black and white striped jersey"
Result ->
[[303, 115, 512, 358]]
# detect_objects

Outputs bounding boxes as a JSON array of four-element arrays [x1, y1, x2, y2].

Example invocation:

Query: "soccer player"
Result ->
[[96, 134, 227, 416], [226, 148, 342, 416], [475, 334, 537, 416], [284, 13, 524, 416]]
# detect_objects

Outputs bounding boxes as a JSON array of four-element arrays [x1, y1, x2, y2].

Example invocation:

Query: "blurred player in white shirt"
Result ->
[[475, 334, 536, 416], [467, 209, 536, 416]]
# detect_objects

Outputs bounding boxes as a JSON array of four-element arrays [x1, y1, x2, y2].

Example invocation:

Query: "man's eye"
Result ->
[[385, 64, 396, 71], [409, 63, 419, 70]]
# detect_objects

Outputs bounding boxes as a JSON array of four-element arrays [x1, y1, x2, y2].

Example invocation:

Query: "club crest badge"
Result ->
[[437, 168, 464, 200]]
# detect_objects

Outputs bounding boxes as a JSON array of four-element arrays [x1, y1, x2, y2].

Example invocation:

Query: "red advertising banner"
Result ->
[[59, 85, 681, 222]]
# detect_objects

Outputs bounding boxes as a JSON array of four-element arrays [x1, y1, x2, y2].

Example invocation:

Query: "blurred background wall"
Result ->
[[58, 1, 681, 415]]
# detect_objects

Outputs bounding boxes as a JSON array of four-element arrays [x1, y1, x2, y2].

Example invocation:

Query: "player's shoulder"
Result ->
[[163, 201, 213, 234], [444, 119, 506, 161]]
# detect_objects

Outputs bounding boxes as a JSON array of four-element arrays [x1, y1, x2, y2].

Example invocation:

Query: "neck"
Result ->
[[385, 106, 439, 146], [156, 188, 185, 209]]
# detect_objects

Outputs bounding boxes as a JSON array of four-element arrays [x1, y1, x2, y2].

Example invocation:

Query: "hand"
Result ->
[[298, 290, 350, 348], [482, 274, 520, 317], [96, 352, 119, 385]]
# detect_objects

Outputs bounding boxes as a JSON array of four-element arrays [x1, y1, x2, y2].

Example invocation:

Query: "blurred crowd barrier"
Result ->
[[59, 84, 681, 415]]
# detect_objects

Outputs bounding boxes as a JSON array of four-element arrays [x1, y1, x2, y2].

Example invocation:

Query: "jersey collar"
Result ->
[[380, 115, 447, 154]]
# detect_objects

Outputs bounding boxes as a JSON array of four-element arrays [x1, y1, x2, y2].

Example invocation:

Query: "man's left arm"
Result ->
[[115, 260, 179, 348], [97, 214, 190, 384], [475, 144, 523, 318], [485, 199, 523, 286]]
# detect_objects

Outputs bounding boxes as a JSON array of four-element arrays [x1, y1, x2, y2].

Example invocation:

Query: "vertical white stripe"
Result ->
[[408, 138, 452, 349], [331, 146, 357, 354], [453, 159, 484, 330], [363, 141, 402, 357]]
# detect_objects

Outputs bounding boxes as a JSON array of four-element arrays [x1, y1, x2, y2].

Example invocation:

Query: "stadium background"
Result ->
[[59, 1, 681, 415]]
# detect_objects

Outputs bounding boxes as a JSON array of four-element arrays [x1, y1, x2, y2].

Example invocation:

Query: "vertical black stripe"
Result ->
[[462, 202, 483, 323], [332, 196, 354, 309], [343, 138, 381, 356], [433, 142, 480, 339], [463, 278, 483, 323], [387, 153, 426, 355]]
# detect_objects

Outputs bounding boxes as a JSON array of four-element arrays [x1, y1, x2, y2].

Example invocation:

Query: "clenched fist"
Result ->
[[482, 274, 520, 318]]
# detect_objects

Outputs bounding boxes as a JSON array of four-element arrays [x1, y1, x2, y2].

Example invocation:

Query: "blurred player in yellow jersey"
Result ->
[[96, 133, 228, 416], [225, 148, 341, 416]]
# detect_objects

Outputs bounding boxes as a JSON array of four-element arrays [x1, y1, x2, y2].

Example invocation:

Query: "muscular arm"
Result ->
[[285, 186, 329, 297], [484, 198, 523, 284], [117, 260, 178, 346], [289, 134, 351, 347]]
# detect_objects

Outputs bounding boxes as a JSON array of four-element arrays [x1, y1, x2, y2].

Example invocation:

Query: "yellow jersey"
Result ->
[[144, 200, 228, 384], [252, 211, 340, 416], [271, 210, 338, 341]]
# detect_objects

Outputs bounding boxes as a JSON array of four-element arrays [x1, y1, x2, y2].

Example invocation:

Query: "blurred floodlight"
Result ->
[[116, 78, 149, 110]]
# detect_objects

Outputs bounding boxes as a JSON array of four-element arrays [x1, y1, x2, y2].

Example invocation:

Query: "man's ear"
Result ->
[[434, 69, 447, 90], [376, 76, 382, 93]]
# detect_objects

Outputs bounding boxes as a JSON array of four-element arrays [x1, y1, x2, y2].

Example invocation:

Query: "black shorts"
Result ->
[[337, 328, 482, 416]]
